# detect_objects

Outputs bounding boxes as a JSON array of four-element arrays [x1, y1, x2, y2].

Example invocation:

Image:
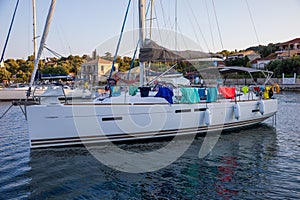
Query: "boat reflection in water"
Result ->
[[28, 124, 277, 199]]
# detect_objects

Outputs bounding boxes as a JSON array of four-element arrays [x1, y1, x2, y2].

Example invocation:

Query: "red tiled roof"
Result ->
[[250, 57, 274, 64], [280, 38, 300, 45]]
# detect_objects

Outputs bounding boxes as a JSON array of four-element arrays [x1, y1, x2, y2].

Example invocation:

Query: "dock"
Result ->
[[280, 84, 300, 91]]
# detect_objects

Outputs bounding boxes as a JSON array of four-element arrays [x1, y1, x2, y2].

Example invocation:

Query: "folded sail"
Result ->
[[139, 39, 221, 62]]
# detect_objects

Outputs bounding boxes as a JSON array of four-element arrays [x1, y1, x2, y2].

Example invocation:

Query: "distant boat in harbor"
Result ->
[[0, 85, 45, 101]]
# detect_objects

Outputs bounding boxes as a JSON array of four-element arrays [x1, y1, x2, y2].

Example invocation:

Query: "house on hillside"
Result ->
[[227, 50, 261, 62], [250, 53, 277, 69], [276, 38, 300, 58], [250, 58, 272, 69], [278, 38, 300, 51], [79, 58, 119, 85]]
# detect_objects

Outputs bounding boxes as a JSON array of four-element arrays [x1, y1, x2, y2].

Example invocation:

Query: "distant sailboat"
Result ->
[[0, 0, 46, 101]]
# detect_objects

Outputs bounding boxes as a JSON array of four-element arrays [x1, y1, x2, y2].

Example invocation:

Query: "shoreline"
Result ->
[[280, 84, 300, 92]]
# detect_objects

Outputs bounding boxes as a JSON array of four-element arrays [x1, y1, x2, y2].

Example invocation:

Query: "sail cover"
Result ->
[[139, 39, 221, 62]]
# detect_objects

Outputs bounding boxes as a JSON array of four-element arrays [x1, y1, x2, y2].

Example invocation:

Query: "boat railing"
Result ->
[[92, 83, 262, 104], [32, 84, 68, 104]]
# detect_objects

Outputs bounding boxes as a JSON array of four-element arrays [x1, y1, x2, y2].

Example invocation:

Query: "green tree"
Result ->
[[225, 56, 250, 67], [102, 52, 113, 61], [41, 66, 67, 75], [258, 43, 279, 58], [5, 59, 19, 75], [267, 56, 300, 77], [0, 67, 11, 82]]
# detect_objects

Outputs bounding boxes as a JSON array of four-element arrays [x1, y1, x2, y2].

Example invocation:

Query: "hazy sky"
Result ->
[[1, 0, 300, 59]]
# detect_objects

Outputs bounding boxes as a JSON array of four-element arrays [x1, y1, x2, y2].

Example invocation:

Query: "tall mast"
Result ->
[[149, 0, 154, 39], [29, 0, 56, 87], [175, 0, 177, 51], [138, 0, 146, 86], [32, 0, 37, 60]]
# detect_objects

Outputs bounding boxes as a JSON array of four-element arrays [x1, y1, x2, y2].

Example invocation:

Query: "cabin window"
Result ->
[[194, 108, 206, 112], [175, 109, 191, 113], [102, 117, 123, 121]]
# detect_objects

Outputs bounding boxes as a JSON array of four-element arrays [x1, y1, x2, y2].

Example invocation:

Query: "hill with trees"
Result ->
[[1, 40, 299, 84]]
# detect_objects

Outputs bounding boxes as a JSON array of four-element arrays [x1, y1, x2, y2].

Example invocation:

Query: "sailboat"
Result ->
[[0, 0, 47, 101], [25, 0, 278, 148]]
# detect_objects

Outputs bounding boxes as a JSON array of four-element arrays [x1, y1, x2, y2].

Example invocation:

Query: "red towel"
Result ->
[[218, 87, 235, 99]]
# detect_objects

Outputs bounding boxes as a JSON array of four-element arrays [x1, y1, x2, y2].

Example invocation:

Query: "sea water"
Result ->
[[0, 92, 299, 199]]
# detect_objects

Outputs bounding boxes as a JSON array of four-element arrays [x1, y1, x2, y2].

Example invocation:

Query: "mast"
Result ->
[[138, 0, 146, 86], [175, 0, 177, 51], [29, 0, 56, 87], [32, 0, 37, 60], [149, 0, 154, 39]]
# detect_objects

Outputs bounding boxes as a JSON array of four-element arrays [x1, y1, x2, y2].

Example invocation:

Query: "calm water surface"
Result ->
[[0, 92, 299, 199]]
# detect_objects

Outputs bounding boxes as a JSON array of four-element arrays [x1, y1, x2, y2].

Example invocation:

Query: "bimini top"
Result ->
[[219, 66, 263, 74], [139, 39, 222, 62]]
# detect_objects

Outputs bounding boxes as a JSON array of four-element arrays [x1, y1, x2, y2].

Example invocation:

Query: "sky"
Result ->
[[1, 0, 300, 60]]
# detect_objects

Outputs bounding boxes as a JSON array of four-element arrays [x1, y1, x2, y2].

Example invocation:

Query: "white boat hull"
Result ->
[[26, 99, 277, 148], [0, 87, 45, 100]]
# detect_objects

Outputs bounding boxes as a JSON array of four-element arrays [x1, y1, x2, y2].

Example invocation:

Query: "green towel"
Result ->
[[129, 86, 138, 96], [180, 88, 200, 104], [206, 88, 218, 102], [242, 86, 249, 94]]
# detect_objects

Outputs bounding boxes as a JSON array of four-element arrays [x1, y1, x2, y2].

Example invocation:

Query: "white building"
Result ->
[[250, 58, 273, 69], [79, 58, 119, 84]]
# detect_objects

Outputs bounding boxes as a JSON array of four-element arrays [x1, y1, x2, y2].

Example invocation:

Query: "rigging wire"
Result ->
[[55, 23, 73, 55], [44, 46, 64, 58], [108, 0, 132, 79], [245, 0, 260, 45], [153, 2, 163, 45], [158, 0, 169, 32], [204, 0, 215, 52], [0, 0, 20, 63], [187, 0, 210, 51], [158, 0, 171, 47], [211, 0, 224, 50]]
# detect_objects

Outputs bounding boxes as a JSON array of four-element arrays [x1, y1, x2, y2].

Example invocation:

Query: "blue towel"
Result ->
[[198, 88, 206, 100], [180, 88, 200, 104], [206, 88, 218, 102], [155, 87, 174, 104], [111, 86, 121, 97], [260, 86, 265, 92]]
